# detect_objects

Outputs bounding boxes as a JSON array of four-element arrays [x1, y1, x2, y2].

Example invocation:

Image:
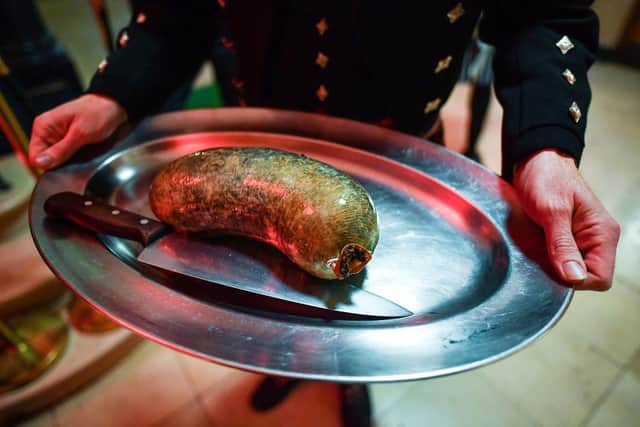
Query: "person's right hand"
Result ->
[[29, 94, 128, 170]]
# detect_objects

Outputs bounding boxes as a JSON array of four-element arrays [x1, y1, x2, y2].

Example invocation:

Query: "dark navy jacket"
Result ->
[[87, 0, 599, 179]]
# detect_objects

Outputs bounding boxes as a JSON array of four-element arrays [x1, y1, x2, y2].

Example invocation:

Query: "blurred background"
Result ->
[[1, 1, 639, 426]]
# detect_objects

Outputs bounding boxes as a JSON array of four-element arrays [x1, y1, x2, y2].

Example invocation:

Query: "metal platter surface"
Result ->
[[30, 108, 571, 382]]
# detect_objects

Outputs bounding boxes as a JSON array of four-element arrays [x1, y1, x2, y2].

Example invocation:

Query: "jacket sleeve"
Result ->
[[479, 1, 599, 180], [87, 0, 221, 122]]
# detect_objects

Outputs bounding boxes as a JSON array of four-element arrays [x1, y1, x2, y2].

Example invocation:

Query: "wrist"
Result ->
[[82, 93, 128, 124], [514, 149, 578, 181]]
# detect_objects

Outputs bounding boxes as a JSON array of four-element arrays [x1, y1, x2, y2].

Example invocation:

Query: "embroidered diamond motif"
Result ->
[[316, 18, 328, 36], [316, 52, 329, 68], [316, 85, 328, 102], [447, 3, 465, 24]]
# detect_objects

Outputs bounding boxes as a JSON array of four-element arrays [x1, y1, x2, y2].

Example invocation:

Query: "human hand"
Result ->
[[513, 149, 620, 291], [29, 94, 128, 170]]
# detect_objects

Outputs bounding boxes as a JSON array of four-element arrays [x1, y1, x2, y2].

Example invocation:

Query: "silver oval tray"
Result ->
[[30, 108, 571, 382]]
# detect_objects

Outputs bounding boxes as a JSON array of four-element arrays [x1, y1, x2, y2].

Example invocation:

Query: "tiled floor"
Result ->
[[7, 2, 640, 426]]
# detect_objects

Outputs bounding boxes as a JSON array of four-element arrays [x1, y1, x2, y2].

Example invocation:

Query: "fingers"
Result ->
[[542, 206, 588, 286], [29, 116, 60, 167], [29, 134, 53, 168], [543, 193, 621, 291], [513, 149, 620, 292], [34, 132, 83, 169], [582, 243, 618, 291], [29, 95, 127, 170], [574, 206, 621, 291], [30, 127, 81, 170], [29, 107, 75, 169]]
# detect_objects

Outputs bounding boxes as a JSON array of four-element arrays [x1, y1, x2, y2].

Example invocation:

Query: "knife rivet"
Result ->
[[139, 218, 149, 225], [112, 209, 120, 215], [84, 200, 93, 206]]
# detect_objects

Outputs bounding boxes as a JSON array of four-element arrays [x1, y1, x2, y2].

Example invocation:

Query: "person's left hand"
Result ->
[[513, 149, 620, 291]]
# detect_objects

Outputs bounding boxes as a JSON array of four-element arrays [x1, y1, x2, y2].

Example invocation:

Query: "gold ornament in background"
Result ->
[[66, 296, 120, 334], [0, 309, 69, 393]]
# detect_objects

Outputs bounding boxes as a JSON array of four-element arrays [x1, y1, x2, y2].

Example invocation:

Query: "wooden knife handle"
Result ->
[[44, 191, 170, 246]]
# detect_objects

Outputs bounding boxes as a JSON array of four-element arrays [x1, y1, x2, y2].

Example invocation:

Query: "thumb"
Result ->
[[543, 210, 587, 285]]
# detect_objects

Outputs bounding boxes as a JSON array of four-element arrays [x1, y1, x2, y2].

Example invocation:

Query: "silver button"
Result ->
[[119, 31, 129, 48], [84, 200, 93, 206], [435, 56, 453, 74], [112, 209, 120, 215], [140, 218, 149, 225], [424, 98, 442, 114], [556, 36, 575, 55], [569, 101, 581, 123], [562, 69, 576, 85]]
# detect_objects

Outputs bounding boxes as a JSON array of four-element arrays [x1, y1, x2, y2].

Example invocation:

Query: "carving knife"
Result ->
[[44, 191, 412, 320]]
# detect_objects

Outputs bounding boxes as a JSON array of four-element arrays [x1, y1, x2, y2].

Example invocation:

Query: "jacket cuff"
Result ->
[[503, 125, 584, 181], [87, 76, 147, 123]]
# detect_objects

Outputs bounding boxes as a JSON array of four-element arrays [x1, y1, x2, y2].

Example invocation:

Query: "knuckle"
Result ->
[[598, 216, 621, 242], [95, 126, 111, 140], [541, 203, 572, 222], [580, 274, 613, 292], [550, 234, 576, 253], [32, 114, 46, 129], [592, 208, 620, 238], [72, 123, 91, 140], [610, 219, 621, 239]]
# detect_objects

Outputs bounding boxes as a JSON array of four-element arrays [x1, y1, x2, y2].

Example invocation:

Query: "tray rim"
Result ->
[[29, 108, 573, 383]]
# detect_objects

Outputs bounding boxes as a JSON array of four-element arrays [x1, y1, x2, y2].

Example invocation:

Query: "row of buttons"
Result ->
[[99, 5, 580, 131], [311, 3, 465, 115], [96, 12, 146, 73], [556, 35, 582, 123], [315, 18, 329, 102], [424, 2, 465, 115], [98, 5, 463, 121]]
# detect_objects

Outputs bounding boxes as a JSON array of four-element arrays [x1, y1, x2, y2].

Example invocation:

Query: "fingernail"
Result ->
[[563, 261, 587, 283], [35, 153, 53, 168]]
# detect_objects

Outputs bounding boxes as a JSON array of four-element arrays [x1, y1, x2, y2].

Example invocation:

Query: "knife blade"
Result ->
[[44, 192, 412, 320]]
